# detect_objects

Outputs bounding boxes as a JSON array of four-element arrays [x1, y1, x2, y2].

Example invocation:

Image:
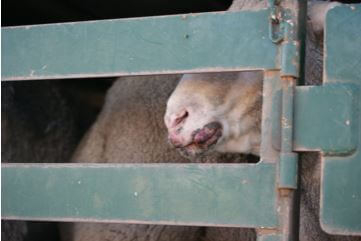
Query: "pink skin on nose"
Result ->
[[167, 110, 188, 129], [168, 132, 187, 148], [166, 110, 189, 147]]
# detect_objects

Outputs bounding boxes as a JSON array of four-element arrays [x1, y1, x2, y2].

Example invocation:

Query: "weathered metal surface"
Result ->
[[294, 84, 359, 154], [261, 71, 282, 163], [280, 77, 297, 154], [2, 9, 278, 81], [278, 77, 299, 191], [2, 163, 278, 228], [324, 5, 361, 84], [320, 4, 361, 235], [280, 40, 299, 78], [268, 1, 305, 240], [257, 234, 282, 241], [272, 84, 359, 155], [279, 153, 298, 189]]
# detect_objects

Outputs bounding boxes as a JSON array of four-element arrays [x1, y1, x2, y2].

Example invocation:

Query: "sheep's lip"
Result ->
[[181, 122, 222, 155]]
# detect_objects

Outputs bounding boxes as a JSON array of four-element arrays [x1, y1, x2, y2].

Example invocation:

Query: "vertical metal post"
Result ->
[[268, 0, 307, 240], [278, 18, 301, 241], [279, 76, 299, 241]]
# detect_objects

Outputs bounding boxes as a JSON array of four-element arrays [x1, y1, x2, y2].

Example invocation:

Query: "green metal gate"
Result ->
[[2, 1, 361, 240]]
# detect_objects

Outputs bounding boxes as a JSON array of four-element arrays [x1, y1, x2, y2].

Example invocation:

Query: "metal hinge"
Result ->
[[269, 0, 301, 78], [268, 0, 301, 191]]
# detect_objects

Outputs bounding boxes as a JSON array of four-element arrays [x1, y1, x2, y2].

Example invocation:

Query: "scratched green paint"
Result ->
[[2, 163, 278, 228], [2, 10, 278, 81], [320, 4, 361, 235]]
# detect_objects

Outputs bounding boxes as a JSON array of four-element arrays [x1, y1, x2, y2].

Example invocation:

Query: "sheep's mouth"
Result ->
[[179, 122, 222, 157]]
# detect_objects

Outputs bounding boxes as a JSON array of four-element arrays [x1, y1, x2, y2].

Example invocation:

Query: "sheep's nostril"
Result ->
[[173, 110, 188, 126]]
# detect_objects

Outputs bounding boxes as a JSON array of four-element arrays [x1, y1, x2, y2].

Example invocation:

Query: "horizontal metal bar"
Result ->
[[2, 10, 279, 81], [2, 163, 278, 228]]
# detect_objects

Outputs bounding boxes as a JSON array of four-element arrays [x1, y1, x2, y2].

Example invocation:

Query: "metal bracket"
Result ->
[[271, 84, 359, 155]]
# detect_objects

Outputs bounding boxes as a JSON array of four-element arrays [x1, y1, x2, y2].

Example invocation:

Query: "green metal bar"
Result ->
[[280, 39, 299, 78], [2, 9, 279, 81], [271, 84, 359, 154], [275, 2, 304, 241], [294, 84, 358, 155], [280, 80, 296, 154], [277, 3, 301, 191], [2, 163, 279, 228], [321, 4, 361, 235], [261, 71, 282, 162], [279, 153, 298, 189]]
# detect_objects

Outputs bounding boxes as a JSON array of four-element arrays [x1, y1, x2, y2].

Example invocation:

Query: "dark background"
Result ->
[[2, 0, 232, 26], [2, 0, 360, 27]]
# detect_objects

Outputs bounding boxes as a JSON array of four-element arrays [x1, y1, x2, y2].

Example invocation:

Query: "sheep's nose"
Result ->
[[167, 110, 188, 128], [168, 132, 185, 148]]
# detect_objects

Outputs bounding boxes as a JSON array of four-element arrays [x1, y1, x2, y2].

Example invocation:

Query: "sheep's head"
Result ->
[[164, 72, 263, 158]]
